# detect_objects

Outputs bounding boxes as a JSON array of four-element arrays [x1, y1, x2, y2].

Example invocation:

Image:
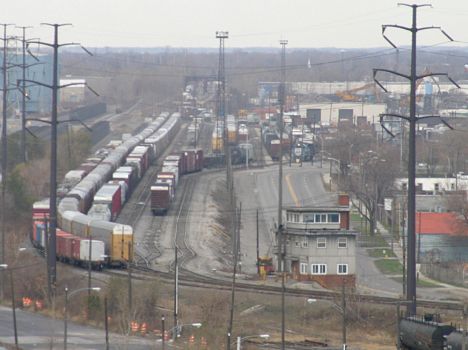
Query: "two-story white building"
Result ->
[[279, 194, 358, 288]]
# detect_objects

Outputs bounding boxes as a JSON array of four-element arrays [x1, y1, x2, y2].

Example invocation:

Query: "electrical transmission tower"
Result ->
[[21, 23, 95, 300], [0, 23, 15, 299], [373, 3, 459, 316]]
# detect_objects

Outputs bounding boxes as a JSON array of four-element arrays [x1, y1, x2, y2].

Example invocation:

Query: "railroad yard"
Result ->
[[19, 100, 468, 349], [2, 6, 468, 349]]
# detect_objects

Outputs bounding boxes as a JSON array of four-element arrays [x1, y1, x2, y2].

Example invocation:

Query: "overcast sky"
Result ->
[[6, 0, 468, 48]]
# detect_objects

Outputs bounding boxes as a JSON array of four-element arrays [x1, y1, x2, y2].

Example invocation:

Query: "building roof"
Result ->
[[284, 206, 349, 212], [415, 212, 468, 235], [285, 228, 358, 237]]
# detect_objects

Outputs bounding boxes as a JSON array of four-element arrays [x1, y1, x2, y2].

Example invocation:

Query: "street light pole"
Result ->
[[9, 269, 17, 348], [161, 315, 165, 350], [235, 334, 270, 350], [104, 296, 109, 350], [64, 286, 100, 350], [64, 287, 68, 350], [0, 265, 17, 348]]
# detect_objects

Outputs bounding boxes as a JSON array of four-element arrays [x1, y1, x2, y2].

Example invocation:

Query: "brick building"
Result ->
[[279, 193, 358, 288]]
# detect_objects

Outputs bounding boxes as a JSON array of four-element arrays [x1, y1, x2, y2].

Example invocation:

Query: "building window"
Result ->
[[434, 183, 439, 191], [305, 212, 340, 223], [317, 237, 327, 248], [300, 263, 308, 274], [301, 240, 309, 248], [337, 264, 348, 275], [328, 213, 339, 223], [337, 237, 347, 248], [311, 264, 327, 275], [295, 241, 300, 248]]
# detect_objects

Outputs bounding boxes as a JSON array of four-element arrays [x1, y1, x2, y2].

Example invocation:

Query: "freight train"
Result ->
[[31, 112, 181, 268], [150, 148, 203, 215], [400, 315, 467, 349]]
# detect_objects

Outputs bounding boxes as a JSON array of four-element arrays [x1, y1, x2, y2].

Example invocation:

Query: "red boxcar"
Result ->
[[56, 230, 73, 261], [151, 183, 170, 215], [71, 237, 83, 261]]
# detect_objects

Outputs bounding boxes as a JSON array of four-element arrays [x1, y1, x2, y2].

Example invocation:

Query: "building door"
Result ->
[[291, 260, 299, 279]]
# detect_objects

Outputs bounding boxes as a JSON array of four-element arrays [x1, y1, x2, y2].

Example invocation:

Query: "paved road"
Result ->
[[0, 306, 165, 350], [234, 163, 336, 275], [233, 161, 460, 301]]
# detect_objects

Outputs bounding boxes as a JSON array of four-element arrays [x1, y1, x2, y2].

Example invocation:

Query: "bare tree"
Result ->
[[346, 145, 399, 235]]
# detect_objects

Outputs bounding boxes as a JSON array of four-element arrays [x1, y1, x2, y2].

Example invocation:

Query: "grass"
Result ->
[[350, 212, 362, 222], [390, 276, 441, 288], [359, 233, 388, 248], [368, 248, 396, 258], [374, 259, 403, 275]]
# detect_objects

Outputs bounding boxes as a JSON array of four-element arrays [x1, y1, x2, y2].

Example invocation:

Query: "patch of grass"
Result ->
[[368, 248, 396, 258], [374, 259, 403, 275], [359, 233, 388, 248], [350, 212, 362, 222], [390, 277, 441, 288]]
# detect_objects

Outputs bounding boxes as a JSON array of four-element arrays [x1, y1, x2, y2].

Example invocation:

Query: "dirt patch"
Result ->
[[211, 177, 238, 268]]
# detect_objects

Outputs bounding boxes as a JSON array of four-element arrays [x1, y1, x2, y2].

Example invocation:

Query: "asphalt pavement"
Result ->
[[0, 306, 163, 350]]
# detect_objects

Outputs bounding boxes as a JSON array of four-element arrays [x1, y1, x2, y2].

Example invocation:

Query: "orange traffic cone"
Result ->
[[140, 322, 147, 335]]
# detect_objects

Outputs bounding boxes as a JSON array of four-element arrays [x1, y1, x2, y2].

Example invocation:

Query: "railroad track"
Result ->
[[171, 176, 197, 272], [106, 263, 463, 312], [107, 116, 463, 313]]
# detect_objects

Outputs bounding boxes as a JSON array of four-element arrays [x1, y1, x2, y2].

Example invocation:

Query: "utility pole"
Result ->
[[342, 282, 347, 349], [226, 205, 239, 350], [373, 4, 458, 315], [16, 26, 32, 163], [256, 209, 259, 274], [462, 303, 467, 350], [278, 39, 287, 350], [127, 241, 132, 313], [0, 23, 14, 301], [24, 24, 95, 299], [173, 245, 178, 341]]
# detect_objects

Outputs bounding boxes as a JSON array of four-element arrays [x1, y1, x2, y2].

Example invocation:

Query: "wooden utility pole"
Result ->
[[342, 282, 347, 349], [256, 209, 259, 274]]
